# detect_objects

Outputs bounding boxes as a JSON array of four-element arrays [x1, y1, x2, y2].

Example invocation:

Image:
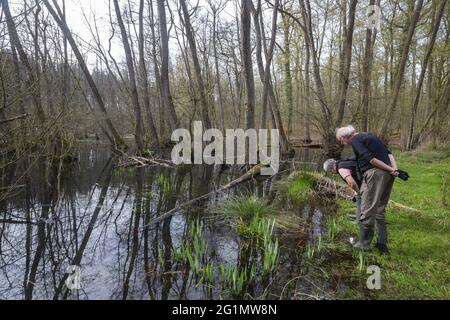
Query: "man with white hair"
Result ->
[[336, 125, 399, 253]]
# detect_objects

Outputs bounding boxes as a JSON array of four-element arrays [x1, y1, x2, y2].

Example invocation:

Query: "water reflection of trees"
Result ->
[[1, 143, 312, 300]]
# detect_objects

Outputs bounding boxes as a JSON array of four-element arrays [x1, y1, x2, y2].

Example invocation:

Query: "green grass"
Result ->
[[221, 196, 276, 222], [331, 147, 450, 299], [276, 172, 316, 206]]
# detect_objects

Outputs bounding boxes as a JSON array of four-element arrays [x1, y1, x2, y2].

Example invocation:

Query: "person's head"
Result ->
[[336, 125, 356, 145], [323, 158, 337, 173]]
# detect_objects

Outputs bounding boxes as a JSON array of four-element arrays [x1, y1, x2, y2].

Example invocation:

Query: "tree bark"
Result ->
[[282, 10, 294, 137], [361, 0, 377, 131], [3, 0, 46, 123], [157, 0, 178, 132], [42, 0, 124, 147], [113, 0, 144, 154], [179, 0, 211, 129], [335, 0, 358, 128], [139, 0, 159, 147], [406, 0, 446, 150], [241, 0, 255, 130], [379, 0, 424, 141]]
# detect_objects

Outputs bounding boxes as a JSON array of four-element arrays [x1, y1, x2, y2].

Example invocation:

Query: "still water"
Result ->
[[0, 142, 341, 300]]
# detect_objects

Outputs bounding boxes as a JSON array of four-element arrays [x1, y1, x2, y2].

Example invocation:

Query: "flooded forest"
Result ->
[[0, 0, 448, 300]]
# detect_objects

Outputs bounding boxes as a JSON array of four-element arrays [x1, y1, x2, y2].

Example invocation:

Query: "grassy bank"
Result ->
[[327, 146, 449, 299]]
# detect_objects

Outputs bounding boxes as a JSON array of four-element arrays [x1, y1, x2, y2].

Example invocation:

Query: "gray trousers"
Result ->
[[359, 168, 394, 242]]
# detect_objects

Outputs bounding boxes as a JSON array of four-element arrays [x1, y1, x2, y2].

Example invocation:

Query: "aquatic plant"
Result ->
[[327, 217, 340, 240], [157, 174, 171, 195], [219, 263, 256, 295], [172, 219, 207, 276], [221, 196, 276, 223], [262, 238, 279, 275]]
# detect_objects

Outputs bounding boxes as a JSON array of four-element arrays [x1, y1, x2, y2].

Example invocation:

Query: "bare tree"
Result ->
[[406, 0, 446, 149], [379, 0, 424, 141], [179, 0, 211, 129], [157, 0, 178, 134], [2, 0, 46, 123], [42, 0, 125, 148], [241, 0, 255, 130]]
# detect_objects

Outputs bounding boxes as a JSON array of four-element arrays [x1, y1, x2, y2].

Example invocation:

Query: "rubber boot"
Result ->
[[375, 220, 389, 254], [353, 224, 374, 251]]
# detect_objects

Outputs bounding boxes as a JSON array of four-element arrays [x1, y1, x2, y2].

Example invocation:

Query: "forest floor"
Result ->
[[317, 145, 450, 299]]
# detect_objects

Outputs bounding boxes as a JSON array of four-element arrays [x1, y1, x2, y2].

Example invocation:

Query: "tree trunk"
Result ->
[[42, 0, 124, 147], [139, 0, 159, 147], [407, 0, 446, 150], [113, 0, 144, 154], [304, 40, 312, 143], [282, 11, 294, 137], [361, 0, 377, 131], [180, 0, 211, 129], [379, 0, 424, 141], [259, 0, 279, 130], [211, 5, 225, 131], [3, 0, 46, 123], [335, 0, 358, 128], [157, 0, 178, 132], [241, 0, 255, 130]]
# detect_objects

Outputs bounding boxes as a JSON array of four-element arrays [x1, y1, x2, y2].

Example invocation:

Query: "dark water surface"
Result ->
[[0, 142, 342, 300]]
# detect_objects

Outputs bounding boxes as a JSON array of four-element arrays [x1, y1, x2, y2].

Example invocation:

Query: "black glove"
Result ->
[[397, 169, 409, 181]]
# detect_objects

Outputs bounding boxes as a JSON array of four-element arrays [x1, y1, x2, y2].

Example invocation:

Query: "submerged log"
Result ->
[[289, 171, 422, 213], [140, 163, 271, 229]]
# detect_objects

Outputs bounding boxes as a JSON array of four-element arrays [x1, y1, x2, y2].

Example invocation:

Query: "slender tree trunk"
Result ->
[[412, 72, 450, 147], [361, 0, 377, 131], [380, 0, 424, 141], [335, 0, 358, 128], [304, 40, 311, 143], [139, 0, 159, 147], [299, 0, 336, 155], [259, 0, 279, 130], [62, 0, 69, 109], [3, 0, 46, 123], [212, 6, 225, 131], [241, 0, 255, 130], [251, 0, 289, 150], [179, 0, 211, 129], [42, 0, 124, 147], [113, 0, 144, 154], [282, 11, 294, 137], [407, 0, 446, 149], [157, 0, 178, 133]]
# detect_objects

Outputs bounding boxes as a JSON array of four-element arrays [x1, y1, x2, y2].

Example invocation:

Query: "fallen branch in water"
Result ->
[[140, 163, 271, 229], [289, 171, 422, 213], [114, 149, 174, 168]]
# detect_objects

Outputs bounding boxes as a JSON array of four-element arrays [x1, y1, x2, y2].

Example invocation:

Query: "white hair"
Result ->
[[323, 158, 337, 172], [336, 125, 356, 139]]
